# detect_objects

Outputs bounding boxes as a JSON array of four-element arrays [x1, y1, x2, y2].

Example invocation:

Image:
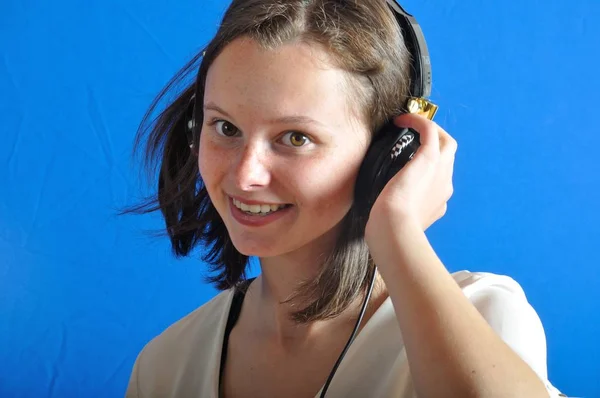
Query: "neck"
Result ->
[[243, 248, 388, 350], [251, 240, 333, 347]]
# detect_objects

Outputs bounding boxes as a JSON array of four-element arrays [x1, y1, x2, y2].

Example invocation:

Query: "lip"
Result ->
[[228, 196, 292, 227], [229, 194, 287, 206]]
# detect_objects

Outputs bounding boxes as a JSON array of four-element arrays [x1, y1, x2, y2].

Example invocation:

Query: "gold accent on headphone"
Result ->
[[406, 97, 438, 120]]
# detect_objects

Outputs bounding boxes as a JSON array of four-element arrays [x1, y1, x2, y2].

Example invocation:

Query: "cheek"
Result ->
[[198, 135, 220, 180], [197, 149, 209, 181], [294, 152, 363, 214], [197, 136, 227, 201]]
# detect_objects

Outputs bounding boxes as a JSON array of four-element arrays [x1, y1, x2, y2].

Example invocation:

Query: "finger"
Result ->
[[393, 113, 440, 159], [439, 203, 448, 218], [425, 204, 448, 230], [438, 127, 458, 157]]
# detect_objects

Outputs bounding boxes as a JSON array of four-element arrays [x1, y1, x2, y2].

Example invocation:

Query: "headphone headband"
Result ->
[[386, 0, 438, 119]]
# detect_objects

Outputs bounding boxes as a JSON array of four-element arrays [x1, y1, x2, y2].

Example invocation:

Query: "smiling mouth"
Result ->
[[231, 197, 292, 216]]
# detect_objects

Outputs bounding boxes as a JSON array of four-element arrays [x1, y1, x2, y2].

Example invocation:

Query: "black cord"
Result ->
[[318, 265, 378, 397]]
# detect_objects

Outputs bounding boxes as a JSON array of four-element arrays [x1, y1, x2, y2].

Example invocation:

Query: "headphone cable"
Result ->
[[318, 264, 378, 397]]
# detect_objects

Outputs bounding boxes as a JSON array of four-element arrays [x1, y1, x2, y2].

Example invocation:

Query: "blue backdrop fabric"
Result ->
[[1, 0, 598, 397]]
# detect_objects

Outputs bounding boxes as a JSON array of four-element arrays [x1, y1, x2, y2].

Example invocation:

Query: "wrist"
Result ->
[[365, 207, 421, 240], [365, 212, 437, 285], [365, 210, 423, 253]]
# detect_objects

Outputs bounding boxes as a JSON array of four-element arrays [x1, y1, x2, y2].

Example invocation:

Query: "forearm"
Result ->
[[367, 218, 549, 398]]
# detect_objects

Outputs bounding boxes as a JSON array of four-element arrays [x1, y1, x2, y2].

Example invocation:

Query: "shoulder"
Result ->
[[144, 287, 234, 353], [450, 270, 542, 338], [450, 270, 563, 395], [450, 270, 545, 355], [451, 270, 526, 296], [126, 288, 235, 397]]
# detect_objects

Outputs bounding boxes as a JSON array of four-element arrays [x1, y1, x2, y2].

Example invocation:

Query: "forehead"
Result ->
[[203, 37, 358, 124]]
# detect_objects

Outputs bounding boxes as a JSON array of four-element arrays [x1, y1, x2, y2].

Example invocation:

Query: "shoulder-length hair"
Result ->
[[124, 0, 411, 324]]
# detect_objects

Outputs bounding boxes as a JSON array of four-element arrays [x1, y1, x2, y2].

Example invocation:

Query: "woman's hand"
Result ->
[[364, 113, 458, 240]]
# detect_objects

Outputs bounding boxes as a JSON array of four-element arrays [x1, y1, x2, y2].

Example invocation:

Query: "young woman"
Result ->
[[125, 1, 563, 397]]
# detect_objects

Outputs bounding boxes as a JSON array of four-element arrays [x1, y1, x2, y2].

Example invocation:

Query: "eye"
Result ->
[[282, 131, 311, 147], [212, 120, 239, 137]]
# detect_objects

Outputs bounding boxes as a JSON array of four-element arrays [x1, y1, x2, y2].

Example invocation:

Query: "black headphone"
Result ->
[[185, 1, 437, 395], [353, 1, 438, 225]]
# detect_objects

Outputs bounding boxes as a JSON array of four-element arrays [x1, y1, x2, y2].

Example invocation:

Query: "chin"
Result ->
[[225, 231, 274, 255], [230, 240, 282, 258]]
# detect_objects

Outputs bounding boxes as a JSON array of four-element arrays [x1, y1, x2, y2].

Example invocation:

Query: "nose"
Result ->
[[232, 142, 271, 191]]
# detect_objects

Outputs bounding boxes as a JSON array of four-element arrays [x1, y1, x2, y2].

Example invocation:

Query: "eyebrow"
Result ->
[[203, 102, 327, 128]]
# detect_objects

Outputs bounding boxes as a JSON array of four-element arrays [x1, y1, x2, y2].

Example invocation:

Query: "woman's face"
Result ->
[[198, 37, 370, 258]]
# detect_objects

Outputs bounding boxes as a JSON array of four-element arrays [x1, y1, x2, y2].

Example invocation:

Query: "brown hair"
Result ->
[[124, 0, 412, 323]]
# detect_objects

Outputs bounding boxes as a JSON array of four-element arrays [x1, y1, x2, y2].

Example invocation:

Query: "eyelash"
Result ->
[[205, 118, 314, 148]]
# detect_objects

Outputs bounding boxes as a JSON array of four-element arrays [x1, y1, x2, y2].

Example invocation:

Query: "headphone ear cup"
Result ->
[[383, 128, 420, 183], [185, 96, 196, 150], [354, 123, 420, 222], [186, 119, 194, 149]]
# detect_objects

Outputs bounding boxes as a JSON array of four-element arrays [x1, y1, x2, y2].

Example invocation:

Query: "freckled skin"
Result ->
[[199, 37, 370, 260]]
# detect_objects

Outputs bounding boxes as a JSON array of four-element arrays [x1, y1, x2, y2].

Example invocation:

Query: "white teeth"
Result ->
[[249, 205, 261, 213], [232, 198, 287, 215]]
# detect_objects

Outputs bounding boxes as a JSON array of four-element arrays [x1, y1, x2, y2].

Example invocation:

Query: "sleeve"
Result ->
[[460, 272, 566, 398]]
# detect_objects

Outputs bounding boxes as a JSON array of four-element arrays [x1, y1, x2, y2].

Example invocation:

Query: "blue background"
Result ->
[[1, 0, 598, 397]]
